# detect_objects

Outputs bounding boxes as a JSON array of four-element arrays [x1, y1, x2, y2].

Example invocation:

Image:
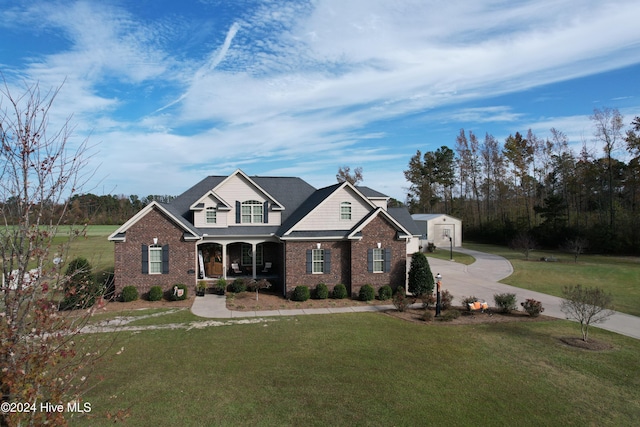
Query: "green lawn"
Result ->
[[72, 314, 639, 426], [52, 225, 118, 273], [463, 242, 640, 317]]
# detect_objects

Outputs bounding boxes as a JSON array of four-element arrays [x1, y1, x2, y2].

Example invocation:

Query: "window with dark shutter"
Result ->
[[162, 245, 170, 274], [384, 248, 391, 273], [324, 249, 331, 274], [141, 244, 149, 274]]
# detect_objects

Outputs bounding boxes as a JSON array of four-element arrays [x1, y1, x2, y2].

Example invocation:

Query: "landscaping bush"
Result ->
[[440, 290, 453, 310], [148, 286, 163, 301], [392, 286, 411, 312], [315, 283, 329, 299], [332, 284, 348, 299], [170, 283, 188, 301], [229, 278, 246, 294], [440, 310, 460, 322], [494, 293, 518, 313], [378, 285, 393, 301], [521, 298, 545, 317], [421, 310, 434, 322], [420, 292, 436, 308], [359, 284, 375, 301], [96, 268, 115, 301], [60, 257, 101, 310], [461, 296, 479, 310], [292, 285, 310, 302], [122, 285, 139, 302]]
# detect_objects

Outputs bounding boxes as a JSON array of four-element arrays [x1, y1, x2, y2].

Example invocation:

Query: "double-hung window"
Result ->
[[340, 202, 352, 220], [241, 200, 263, 224], [149, 245, 162, 274], [241, 244, 263, 266], [206, 207, 217, 224], [312, 249, 324, 274], [372, 248, 384, 273]]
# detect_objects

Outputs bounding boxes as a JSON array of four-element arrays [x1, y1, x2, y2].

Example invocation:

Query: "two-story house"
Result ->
[[108, 169, 420, 298]]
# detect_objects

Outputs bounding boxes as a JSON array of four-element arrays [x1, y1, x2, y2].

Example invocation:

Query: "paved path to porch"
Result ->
[[192, 248, 640, 340]]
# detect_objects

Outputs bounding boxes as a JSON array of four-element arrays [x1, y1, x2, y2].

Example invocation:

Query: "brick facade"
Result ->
[[283, 215, 406, 298], [284, 240, 350, 296], [350, 215, 406, 296], [113, 208, 196, 297]]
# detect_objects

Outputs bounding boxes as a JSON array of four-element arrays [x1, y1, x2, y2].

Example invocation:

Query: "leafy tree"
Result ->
[[336, 166, 363, 185], [560, 285, 614, 342], [407, 252, 434, 297], [0, 80, 112, 425]]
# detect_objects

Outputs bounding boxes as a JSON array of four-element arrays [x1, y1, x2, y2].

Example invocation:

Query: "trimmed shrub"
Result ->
[[315, 283, 329, 299], [148, 286, 163, 301], [122, 285, 138, 302], [229, 278, 246, 294], [440, 290, 453, 310], [408, 252, 434, 297], [292, 285, 310, 302], [170, 283, 188, 301], [378, 285, 393, 301], [332, 284, 348, 299], [494, 293, 518, 313], [521, 299, 545, 317], [359, 284, 375, 301]]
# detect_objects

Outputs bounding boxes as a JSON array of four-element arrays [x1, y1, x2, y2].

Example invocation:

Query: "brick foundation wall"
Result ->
[[113, 208, 196, 297]]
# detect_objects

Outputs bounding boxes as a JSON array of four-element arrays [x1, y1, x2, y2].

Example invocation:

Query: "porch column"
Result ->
[[251, 242, 257, 279], [222, 243, 228, 279]]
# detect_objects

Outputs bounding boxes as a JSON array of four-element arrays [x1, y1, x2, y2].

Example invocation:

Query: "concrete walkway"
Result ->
[[191, 248, 640, 340]]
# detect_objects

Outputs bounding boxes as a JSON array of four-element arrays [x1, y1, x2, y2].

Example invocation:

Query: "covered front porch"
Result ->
[[197, 239, 282, 284]]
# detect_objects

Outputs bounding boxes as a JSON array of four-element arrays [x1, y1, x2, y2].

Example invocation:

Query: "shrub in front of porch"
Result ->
[[332, 284, 348, 299], [314, 283, 329, 299], [292, 286, 310, 302], [378, 285, 392, 301], [122, 285, 138, 302], [229, 279, 246, 294], [148, 286, 163, 301], [359, 284, 375, 301]]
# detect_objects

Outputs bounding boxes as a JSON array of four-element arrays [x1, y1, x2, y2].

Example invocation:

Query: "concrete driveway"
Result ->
[[428, 248, 640, 340]]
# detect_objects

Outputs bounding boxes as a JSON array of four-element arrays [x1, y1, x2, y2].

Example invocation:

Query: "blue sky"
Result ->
[[1, 0, 639, 201]]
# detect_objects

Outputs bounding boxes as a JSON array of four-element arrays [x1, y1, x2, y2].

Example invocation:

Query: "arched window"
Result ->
[[340, 202, 352, 220]]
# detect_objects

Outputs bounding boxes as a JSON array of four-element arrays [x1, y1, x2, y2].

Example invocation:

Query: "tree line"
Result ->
[[404, 108, 640, 254]]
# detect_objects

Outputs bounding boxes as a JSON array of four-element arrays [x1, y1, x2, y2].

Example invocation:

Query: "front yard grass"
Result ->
[[75, 313, 640, 426], [464, 242, 640, 317]]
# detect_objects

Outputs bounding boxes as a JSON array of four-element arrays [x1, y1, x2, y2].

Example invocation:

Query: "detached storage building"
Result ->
[[411, 214, 462, 250]]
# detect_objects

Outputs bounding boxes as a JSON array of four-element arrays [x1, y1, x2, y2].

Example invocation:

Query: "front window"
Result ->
[[241, 244, 263, 266], [340, 202, 351, 220], [373, 248, 384, 273], [149, 245, 162, 274], [206, 207, 217, 224], [312, 249, 324, 274], [241, 200, 263, 223]]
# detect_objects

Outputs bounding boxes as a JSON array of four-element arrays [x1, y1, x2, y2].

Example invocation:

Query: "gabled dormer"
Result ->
[[190, 191, 232, 228], [209, 169, 285, 227]]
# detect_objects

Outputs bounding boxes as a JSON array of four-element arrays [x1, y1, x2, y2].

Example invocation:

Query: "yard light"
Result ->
[[435, 273, 442, 317]]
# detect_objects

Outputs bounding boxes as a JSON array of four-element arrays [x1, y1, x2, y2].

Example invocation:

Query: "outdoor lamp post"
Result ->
[[435, 273, 442, 317], [449, 236, 453, 261]]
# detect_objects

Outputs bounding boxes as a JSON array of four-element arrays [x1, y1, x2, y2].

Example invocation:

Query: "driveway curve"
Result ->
[[428, 248, 640, 340]]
